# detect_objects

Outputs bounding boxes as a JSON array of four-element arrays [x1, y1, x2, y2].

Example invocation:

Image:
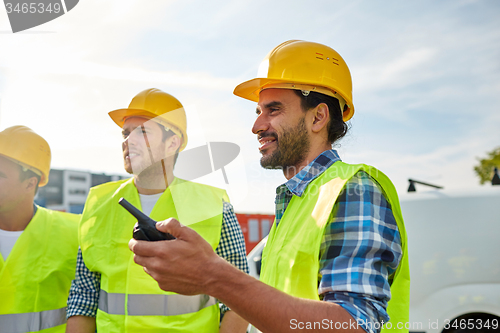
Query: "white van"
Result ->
[[247, 187, 500, 333]]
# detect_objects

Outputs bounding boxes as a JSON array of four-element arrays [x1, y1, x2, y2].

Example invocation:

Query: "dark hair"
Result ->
[[19, 167, 41, 195], [293, 90, 349, 145]]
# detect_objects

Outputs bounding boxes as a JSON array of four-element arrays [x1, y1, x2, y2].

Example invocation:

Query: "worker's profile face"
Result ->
[[121, 117, 168, 175], [253, 89, 311, 170], [0, 155, 27, 212]]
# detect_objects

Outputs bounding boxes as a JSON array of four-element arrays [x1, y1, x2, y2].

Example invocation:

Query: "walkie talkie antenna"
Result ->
[[119, 197, 144, 221], [118, 198, 175, 241]]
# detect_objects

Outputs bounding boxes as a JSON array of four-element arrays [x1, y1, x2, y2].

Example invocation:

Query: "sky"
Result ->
[[0, 0, 499, 214]]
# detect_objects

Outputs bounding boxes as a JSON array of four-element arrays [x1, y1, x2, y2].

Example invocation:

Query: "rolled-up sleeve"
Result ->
[[319, 171, 402, 333], [66, 247, 101, 318], [215, 201, 249, 315]]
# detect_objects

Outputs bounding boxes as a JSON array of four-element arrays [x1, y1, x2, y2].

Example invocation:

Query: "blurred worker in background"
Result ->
[[0, 125, 79, 332], [130, 41, 410, 333], [66, 88, 249, 333]]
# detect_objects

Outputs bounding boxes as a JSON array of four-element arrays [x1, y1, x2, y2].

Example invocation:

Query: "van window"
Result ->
[[249, 219, 259, 242]]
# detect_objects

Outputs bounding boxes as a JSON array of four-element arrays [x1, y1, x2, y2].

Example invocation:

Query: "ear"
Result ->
[[166, 135, 181, 155], [310, 103, 330, 133], [24, 177, 38, 194]]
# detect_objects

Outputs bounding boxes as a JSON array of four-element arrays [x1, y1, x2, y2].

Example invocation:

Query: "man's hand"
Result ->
[[129, 218, 222, 295], [129, 218, 365, 333]]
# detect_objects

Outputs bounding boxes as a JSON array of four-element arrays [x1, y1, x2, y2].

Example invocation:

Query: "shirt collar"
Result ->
[[284, 149, 341, 197]]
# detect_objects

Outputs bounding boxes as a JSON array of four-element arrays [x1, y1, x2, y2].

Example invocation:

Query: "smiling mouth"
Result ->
[[258, 136, 277, 151], [125, 150, 141, 160]]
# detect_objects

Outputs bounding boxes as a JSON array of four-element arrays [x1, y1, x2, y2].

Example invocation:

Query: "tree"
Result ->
[[474, 147, 500, 184]]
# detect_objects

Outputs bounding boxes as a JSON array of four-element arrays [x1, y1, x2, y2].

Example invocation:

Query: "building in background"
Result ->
[[35, 169, 128, 213]]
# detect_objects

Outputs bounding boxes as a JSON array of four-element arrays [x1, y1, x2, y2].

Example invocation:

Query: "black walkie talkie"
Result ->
[[118, 197, 176, 241]]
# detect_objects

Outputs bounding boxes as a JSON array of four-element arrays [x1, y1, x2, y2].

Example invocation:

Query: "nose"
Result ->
[[124, 127, 144, 147], [122, 129, 141, 151], [252, 113, 269, 135]]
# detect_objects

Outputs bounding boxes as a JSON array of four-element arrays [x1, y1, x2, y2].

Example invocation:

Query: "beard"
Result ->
[[130, 159, 163, 177], [260, 116, 310, 170], [124, 154, 155, 176], [127, 157, 172, 190]]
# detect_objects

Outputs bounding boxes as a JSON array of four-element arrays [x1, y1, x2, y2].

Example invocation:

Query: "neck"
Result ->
[[133, 162, 175, 195], [0, 200, 35, 231], [283, 144, 332, 180]]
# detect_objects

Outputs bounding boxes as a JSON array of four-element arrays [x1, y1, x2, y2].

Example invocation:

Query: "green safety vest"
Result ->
[[0, 207, 79, 333], [260, 162, 410, 332], [80, 177, 227, 333]]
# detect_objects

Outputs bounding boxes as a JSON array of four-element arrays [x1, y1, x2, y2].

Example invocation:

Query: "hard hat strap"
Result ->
[[5, 156, 43, 177]]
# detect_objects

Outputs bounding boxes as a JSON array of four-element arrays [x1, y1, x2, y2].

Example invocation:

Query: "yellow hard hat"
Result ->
[[0, 126, 51, 186], [109, 88, 188, 151], [234, 40, 355, 121]]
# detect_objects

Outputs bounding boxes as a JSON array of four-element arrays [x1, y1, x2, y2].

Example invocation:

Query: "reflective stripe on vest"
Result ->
[[0, 307, 66, 333], [98, 289, 216, 316]]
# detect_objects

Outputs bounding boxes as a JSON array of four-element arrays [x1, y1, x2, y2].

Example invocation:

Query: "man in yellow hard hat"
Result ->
[[129, 41, 410, 333], [66, 88, 249, 333], [0, 126, 80, 332]]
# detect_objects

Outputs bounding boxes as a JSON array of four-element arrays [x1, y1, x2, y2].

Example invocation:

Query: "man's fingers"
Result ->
[[130, 242, 166, 273], [129, 238, 156, 257], [133, 251, 148, 267], [155, 217, 183, 237], [156, 218, 202, 244], [128, 218, 181, 256]]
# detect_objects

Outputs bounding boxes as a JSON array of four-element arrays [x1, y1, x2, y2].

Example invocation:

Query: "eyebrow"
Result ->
[[264, 101, 283, 109], [256, 101, 284, 114]]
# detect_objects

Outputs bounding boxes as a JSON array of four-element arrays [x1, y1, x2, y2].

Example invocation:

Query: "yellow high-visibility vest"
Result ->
[[260, 162, 410, 332], [80, 177, 227, 332], [0, 207, 79, 333]]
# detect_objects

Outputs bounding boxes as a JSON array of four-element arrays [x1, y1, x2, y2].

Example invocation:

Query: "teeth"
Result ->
[[129, 153, 139, 157], [259, 138, 275, 148], [260, 138, 274, 144]]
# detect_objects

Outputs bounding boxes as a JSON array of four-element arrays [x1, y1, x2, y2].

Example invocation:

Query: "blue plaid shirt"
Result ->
[[67, 201, 248, 318], [274, 150, 402, 333]]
